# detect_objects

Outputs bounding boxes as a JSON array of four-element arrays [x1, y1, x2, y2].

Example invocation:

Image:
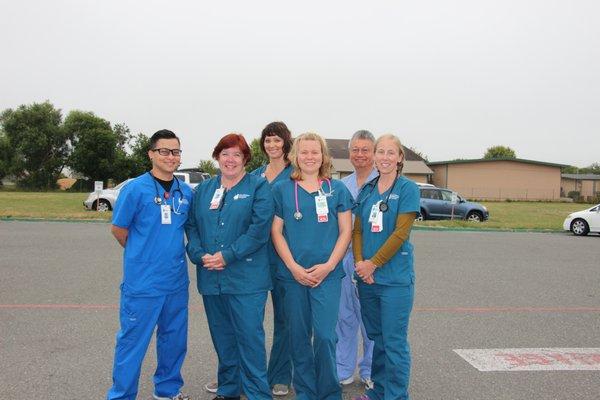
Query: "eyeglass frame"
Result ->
[[151, 148, 182, 156]]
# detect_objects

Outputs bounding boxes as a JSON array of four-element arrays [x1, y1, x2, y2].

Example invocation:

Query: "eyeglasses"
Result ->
[[350, 147, 373, 155], [151, 148, 182, 156]]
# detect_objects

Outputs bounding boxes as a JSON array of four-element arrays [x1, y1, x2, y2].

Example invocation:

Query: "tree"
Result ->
[[483, 145, 516, 159], [65, 110, 117, 184], [198, 159, 218, 175], [0, 131, 11, 185], [0, 101, 69, 189], [245, 138, 268, 172]]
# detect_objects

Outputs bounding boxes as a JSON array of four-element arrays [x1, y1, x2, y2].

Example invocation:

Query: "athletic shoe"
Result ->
[[339, 376, 355, 385], [272, 384, 290, 396], [361, 376, 374, 390], [204, 381, 218, 393], [152, 393, 190, 400]]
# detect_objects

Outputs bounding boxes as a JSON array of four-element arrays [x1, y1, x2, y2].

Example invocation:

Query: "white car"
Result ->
[[83, 179, 133, 212], [563, 204, 600, 236]]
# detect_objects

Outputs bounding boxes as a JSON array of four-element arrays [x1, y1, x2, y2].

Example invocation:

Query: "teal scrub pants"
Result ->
[[203, 292, 271, 400], [107, 289, 188, 400], [283, 278, 342, 400], [267, 273, 292, 387], [358, 283, 414, 400]]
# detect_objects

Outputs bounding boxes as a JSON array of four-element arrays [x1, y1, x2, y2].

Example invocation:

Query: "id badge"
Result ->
[[161, 204, 172, 224], [315, 195, 329, 223], [371, 209, 383, 232], [209, 187, 224, 210], [368, 201, 380, 223]]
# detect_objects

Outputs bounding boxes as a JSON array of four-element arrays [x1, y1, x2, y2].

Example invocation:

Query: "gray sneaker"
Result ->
[[204, 381, 218, 393], [153, 393, 190, 400], [272, 384, 290, 396]]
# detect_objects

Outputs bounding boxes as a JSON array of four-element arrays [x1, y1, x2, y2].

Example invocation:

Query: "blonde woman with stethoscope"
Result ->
[[271, 132, 353, 400]]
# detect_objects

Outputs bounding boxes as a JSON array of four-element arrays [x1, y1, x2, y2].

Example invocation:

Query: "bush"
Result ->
[[567, 191, 581, 202]]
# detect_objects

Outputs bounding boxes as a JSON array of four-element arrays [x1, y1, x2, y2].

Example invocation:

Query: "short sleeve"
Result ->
[[397, 180, 420, 215], [112, 181, 139, 228], [335, 180, 353, 213]]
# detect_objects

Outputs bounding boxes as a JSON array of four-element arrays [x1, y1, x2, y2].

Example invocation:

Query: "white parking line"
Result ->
[[454, 348, 600, 371]]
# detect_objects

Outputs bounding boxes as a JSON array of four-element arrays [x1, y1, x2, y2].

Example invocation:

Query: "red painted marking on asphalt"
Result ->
[[455, 348, 600, 371], [1, 304, 600, 312]]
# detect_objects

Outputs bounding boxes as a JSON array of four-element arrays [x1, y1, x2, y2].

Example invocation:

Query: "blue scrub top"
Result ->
[[112, 172, 193, 297], [185, 173, 275, 295], [272, 178, 353, 282], [250, 164, 292, 268], [354, 175, 420, 286]]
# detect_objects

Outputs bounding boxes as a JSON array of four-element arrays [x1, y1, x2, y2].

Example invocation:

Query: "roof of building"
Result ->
[[427, 158, 567, 168], [325, 138, 426, 161], [562, 173, 600, 180]]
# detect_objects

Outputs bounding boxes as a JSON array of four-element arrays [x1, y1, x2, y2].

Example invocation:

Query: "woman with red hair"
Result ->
[[186, 133, 274, 400]]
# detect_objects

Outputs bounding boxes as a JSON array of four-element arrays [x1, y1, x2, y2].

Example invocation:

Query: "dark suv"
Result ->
[[418, 184, 489, 222]]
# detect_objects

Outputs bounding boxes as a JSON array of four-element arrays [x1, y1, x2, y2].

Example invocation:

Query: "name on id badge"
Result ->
[[371, 206, 383, 233], [161, 204, 172, 224], [315, 195, 329, 223]]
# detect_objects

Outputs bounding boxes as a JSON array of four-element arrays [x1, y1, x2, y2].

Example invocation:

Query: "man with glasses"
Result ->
[[107, 129, 193, 400], [336, 130, 377, 390]]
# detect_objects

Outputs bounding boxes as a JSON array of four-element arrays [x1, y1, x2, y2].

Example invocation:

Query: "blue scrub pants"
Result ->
[[358, 283, 414, 400], [203, 292, 271, 400], [267, 270, 292, 387], [336, 252, 373, 381], [107, 289, 188, 400], [283, 278, 342, 400]]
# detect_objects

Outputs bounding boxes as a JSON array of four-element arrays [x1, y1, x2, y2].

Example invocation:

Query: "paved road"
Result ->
[[1, 221, 599, 399]]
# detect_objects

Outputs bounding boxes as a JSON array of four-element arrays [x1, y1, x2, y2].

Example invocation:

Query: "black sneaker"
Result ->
[[212, 396, 241, 400]]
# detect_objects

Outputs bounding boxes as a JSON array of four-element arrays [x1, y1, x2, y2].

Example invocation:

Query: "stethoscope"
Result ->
[[293, 178, 332, 221], [361, 171, 399, 213], [151, 173, 185, 214]]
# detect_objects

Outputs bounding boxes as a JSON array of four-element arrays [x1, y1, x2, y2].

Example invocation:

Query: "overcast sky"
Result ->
[[1, 0, 598, 168]]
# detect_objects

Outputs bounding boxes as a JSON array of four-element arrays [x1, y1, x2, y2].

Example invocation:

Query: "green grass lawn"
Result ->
[[0, 191, 111, 221], [415, 201, 589, 231], [0, 192, 593, 230]]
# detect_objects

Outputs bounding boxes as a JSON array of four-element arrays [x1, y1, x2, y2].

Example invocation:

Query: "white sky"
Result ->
[[1, 0, 598, 168]]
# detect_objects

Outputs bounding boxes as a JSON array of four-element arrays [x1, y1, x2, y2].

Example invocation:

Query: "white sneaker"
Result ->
[[272, 384, 290, 396], [153, 393, 190, 400], [339, 376, 354, 385], [361, 377, 374, 390], [204, 381, 218, 393]]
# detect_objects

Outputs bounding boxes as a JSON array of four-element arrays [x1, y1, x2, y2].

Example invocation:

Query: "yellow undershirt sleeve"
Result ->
[[370, 212, 417, 267], [352, 217, 364, 262]]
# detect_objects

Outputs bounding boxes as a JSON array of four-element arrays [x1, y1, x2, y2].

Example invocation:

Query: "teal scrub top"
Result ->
[[354, 175, 420, 286], [272, 178, 353, 282], [185, 173, 275, 295], [112, 172, 193, 296], [250, 164, 292, 268]]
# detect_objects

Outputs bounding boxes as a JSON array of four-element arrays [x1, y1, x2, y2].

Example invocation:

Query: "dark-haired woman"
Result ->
[[186, 133, 274, 400], [250, 121, 294, 396]]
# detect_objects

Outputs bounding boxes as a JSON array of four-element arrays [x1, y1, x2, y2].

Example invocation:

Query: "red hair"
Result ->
[[212, 133, 252, 165]]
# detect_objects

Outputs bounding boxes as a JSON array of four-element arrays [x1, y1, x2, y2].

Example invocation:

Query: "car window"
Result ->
[[590, 206, 599, 212], [187, 172, 204, 183], [421, 188, 441, 200], [440, 190, 453, 201]]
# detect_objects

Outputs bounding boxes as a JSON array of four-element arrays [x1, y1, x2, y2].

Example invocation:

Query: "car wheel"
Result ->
[[570, 218, 589, 236], [466, 210, 483, 222], [416, 208, 426, 221], [95, 199, 111, 212]]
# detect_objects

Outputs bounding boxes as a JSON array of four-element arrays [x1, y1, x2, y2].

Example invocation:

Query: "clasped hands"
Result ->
[[355, 259, 376, 284], [202, 252, 226, 270], [291, 263, 334, 288]]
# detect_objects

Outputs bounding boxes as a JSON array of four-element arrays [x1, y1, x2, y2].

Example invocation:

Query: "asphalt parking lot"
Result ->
[[1, 221, 599, 400]]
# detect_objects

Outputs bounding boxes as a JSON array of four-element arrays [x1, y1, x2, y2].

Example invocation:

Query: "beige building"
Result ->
[[325, 139, 433, 182], [427, 158, 566, 201], [561, 174, 600, 201]]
